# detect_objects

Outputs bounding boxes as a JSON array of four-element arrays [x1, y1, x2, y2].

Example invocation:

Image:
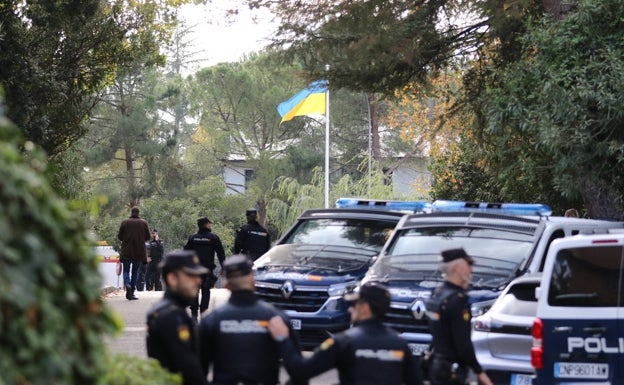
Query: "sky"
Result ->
[[178, 2, 278, 71]]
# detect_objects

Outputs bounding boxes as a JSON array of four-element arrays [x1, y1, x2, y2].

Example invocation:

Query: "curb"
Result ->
[[101, 285, 120, 296]]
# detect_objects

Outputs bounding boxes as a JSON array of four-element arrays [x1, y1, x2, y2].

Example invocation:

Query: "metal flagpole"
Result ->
[[365, 93, 372, 196], [324, 85, 330, 208], [324, 65, 330, 208]]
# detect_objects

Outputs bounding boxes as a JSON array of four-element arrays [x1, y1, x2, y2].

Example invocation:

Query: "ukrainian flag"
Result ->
[[277, 80, 327, 123]]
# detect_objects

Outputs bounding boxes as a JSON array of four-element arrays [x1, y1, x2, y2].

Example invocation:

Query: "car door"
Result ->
[[541, 242, 622, 384]]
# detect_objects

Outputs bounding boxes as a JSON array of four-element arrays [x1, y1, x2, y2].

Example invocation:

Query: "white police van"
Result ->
[[532, 231, 624, 385], [361, 200, 624, 384]]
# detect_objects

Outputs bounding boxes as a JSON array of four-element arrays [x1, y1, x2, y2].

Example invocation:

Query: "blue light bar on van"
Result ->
[[431, 200, 552, 216], [335, 198, 430, 213]]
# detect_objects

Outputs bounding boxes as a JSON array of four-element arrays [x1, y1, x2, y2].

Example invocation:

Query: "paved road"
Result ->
[[104, 288, 339, 384]]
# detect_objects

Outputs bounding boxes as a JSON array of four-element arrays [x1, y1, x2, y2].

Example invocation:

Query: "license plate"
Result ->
[[407, 343, 429, 356], [290, 319, 301, 330], [554, 362, 609, 379], [510, 373, 532, 385]]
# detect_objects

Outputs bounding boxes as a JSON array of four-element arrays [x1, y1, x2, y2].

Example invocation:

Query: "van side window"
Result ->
[[539, 229, 565, 272], [548, 246, 622, 307]]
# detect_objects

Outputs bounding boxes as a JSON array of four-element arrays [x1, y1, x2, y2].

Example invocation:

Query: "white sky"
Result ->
[[178, 2, 278, 70]]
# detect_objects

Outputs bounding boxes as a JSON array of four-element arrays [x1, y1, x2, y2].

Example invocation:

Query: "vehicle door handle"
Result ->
[[583, 326, 607, 334], [553, 326, 572, 333]]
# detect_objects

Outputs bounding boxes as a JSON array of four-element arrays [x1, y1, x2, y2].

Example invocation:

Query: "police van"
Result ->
[[532, 231, 624, 385], [253, 198, 428, 349], [360, 201, 623, 382]]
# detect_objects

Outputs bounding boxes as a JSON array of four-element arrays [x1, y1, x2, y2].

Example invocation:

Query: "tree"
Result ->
[[267, 166, 395, 238], [244, 0, 546, 95], [483, 0, 624, 218], [81, 64, 183, 210], [0, 0, 183, 159]]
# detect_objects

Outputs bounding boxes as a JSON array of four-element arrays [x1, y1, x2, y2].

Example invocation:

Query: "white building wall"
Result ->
[[392, 158, 431, 199], [224, 163, 249, 195]]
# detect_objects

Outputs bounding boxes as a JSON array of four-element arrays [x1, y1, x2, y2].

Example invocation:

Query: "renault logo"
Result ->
[[281, 280, 295, 299], [410, 300, 427, 320]]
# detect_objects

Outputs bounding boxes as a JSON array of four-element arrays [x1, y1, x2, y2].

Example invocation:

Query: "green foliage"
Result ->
[[101, 354, 182, 385], [248, 0, 542, 96], [482, 0, 624, 218], [0, 112, 119, 384], [0, 0, 178, 158], [267, 166, 395, 238]]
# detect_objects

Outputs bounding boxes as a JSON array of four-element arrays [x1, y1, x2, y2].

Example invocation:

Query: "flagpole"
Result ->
[[324, 65, 330, 208], [324, 85, 330, 208]]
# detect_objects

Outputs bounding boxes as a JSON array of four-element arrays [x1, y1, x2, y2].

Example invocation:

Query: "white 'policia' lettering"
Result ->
[[355, 349, 404, 361], [220, 320, 268, 334], [567, 337, 624, 353]]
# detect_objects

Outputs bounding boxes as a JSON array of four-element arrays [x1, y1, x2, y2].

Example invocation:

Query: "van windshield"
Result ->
[[282, 218, 396, 252], [373, 226, 534, 287]]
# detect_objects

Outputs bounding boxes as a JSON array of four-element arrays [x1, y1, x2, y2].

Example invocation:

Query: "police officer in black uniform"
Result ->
[[198, 254, 304, 385], [184, 217, 226, 320], [234, 208, 271, 261], [146, 228, 164, 291], [425, 248, 493, 385], [268, 282, 423, 385], [146, 250, 209, 385]]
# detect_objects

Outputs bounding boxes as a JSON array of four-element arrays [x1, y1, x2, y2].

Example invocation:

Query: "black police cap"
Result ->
[[245, 208, 257, 216], [440, 248, 474, 265], [344, 282, 391, 312], [159, 250, 209, 275], [223, 254, 254, 278], [197, 216, 212, 227]]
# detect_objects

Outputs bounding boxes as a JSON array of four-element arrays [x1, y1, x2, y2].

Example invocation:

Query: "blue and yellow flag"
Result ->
[[277, 81, 327, 123]]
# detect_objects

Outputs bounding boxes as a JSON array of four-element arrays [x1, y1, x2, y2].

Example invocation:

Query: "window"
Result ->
[[244, 169, 255, 187], [548, 245, 623, 307]]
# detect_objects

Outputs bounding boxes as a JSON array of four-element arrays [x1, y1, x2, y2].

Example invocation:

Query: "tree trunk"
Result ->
[[257, 198, 267, 227], [367, 93, 382, 172], [578, 177, 624, 220], [125, 146, 138, 208]]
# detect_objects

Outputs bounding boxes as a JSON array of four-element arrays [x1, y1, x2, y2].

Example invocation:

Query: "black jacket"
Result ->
[[146, 290, 207, 385], [199, 290, 303, 385], [184, 228, 226, 270], [426, 281, 482, 374], [233, 220, 271, 260], [277, 318, 422, 385], [148, 238, 164, 261]]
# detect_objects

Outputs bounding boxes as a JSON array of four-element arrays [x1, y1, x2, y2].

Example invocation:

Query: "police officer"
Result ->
[[146, 228, 164, 291], [184, 217, 226, 320], [425, 248, 493, 385], [146, 250, 209, 385], [268, 282, 423, 385], [198, 254, 303, 385], [234, 208, 271, 261]]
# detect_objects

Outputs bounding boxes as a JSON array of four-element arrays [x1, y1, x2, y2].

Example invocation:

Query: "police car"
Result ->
[[360, 200, 623, 381], [253, 198, 428, 349], [532, 231, 624, 385]]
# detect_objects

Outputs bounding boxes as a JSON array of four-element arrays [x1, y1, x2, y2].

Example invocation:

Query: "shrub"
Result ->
[[101, 354, 182, 385], [0, 112, 119, 384]]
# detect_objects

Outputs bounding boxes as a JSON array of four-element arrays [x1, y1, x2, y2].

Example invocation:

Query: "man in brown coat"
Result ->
[[118, 207, 151, 300]]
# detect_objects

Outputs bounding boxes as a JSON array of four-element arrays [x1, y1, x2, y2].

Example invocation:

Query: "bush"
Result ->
[[0, 113, 119, 384], [101, 354, 181, 385]]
